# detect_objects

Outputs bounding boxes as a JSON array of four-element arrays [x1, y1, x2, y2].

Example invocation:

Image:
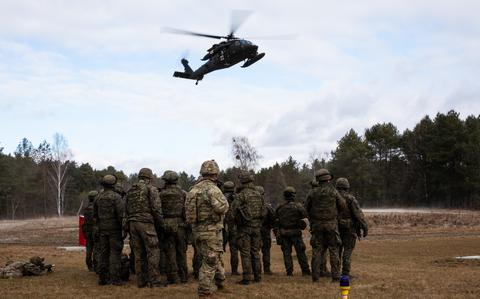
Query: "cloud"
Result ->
[[1, 0, 480, 174]]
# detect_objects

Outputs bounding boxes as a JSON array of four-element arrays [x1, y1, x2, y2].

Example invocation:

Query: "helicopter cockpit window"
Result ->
[[235, 41, 241, 46], [239, 40, 252, 45]]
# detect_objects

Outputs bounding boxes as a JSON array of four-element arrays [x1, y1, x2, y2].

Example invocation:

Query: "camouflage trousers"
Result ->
[[97, 230, 124, 283], [237, 226, 262, 281], [93, 230, 100, 273], [84, 232, 95, 271], [310, 222, 341, 280], [194, 230, 225, 296], [228, 227, 239, 273], [279, 230, 310, 275], [261, 227, 272, 273], [164, 225, 188, 282], [129, 221, 162, 287], [339, 225, 357, 275]]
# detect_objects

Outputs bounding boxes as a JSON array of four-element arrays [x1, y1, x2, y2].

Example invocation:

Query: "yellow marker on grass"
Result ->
[[340, 275, 350, 299]]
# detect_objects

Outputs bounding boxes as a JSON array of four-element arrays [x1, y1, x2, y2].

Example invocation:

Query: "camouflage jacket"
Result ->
[[262, 203, 276, 231], [276, 200, 308, 230], [224, 191, 237, 227], [233, 183, 265, 228], [305, 181, 342, 225], [125, 180, 163, 226], [94, 188, 125, 232], [186, 178, 229, 233], [337, 190, 368, 232]]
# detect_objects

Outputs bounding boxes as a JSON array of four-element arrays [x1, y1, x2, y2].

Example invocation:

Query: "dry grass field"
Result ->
[[1, 210, 479, 298]]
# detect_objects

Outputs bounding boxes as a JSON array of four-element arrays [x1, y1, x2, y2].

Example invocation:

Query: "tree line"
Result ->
[[1, 110, 479, 219]]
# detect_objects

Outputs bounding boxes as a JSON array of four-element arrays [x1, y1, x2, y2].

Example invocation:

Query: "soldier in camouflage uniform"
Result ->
[[125, 168, 164, 288], [233, 172, 265, 285], [94, 175, 125, 286], [305, 169, 342, 282], [159, 170, 188, 284], [275, 187, 311, 276], [258, 186, 275, 275], [82, 190, 98, 271], [0, 256, 53, 278], [186, 160, 229, 297], [335, 178, 368, 276], [223, 181, 240, 275]]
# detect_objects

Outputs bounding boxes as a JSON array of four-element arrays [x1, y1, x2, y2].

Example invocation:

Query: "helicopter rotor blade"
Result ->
[[244, 34, 298, 40], [163, 27, 225, 39], [229, 10, 252, 38]]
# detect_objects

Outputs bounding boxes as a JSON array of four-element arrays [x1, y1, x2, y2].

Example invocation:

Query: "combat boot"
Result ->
[[237, 279, 250, 285], [302, 269, 311, 276], [111, 279, 126, 286]]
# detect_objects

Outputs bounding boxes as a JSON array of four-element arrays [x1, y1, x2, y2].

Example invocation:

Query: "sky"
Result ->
[[1, 0, 480, 176]]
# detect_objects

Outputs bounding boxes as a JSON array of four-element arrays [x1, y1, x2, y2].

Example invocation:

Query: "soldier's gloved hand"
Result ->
[[363, 228, 368, 238]]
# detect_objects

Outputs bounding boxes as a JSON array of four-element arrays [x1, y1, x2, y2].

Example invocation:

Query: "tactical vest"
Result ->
[[160, 185, 184, 218], [126, 180, 153, 222], [194, 188, 221, 225], [96, 190, 121, 231], [277, 202, 301, 229], [237, 187, 264, 227], [308, 183, 338, 222]]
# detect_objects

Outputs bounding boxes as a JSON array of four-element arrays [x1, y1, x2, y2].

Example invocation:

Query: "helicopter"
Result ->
[[164, 11, 268, 85]]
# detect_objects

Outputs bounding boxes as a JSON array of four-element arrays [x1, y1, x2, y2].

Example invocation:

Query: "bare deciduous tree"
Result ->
[[49, 133, 71, 217], [231, 136, 261, 171]]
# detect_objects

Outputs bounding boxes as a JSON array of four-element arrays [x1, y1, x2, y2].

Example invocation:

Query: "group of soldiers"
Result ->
[[82, 160, 368, 297]]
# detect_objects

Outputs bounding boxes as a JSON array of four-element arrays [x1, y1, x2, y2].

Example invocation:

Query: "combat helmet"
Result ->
[[30, 256, 44, 266], [224, 181, 235, 192], [238, 172, 254, 184], [101, 174, 117, 186], [283, 186, 296, 199], [255, 185, 265, 195], [336, 177, 350, 190], [200, 160, 220, 176], [88, 190, 99, 200], [315, 168, 332, 182], [162, 170, 179, 183], [138, 168, 153, 180]]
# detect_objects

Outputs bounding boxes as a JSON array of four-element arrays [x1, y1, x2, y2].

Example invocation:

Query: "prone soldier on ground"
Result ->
[[186, 160, 229, 297], [125, 168, 164, 288], [0, 256, 54, 279], [275, 186, 311, 276]]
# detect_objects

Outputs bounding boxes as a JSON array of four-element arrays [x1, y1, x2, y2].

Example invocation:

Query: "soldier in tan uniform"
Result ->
[[186, 160, 229, 297]]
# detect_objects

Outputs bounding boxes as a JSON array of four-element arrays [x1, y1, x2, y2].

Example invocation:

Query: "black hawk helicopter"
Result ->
[[165, 11, 268, 85]]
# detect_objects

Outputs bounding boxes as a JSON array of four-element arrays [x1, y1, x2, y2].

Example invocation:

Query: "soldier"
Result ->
[[94, 175, 125, 286], [275, 187, 311, 276], [186, 160, 229, 297], [82, 190, 98, 272], [233, 172, 265, 285], [335, 178, 368, 276], [0, 256, 53, 278], [224, 181, 240, 275], [159, 170, 188, 284], [305, 168, 342, 282], [258, 186, 275, 275], [125, 168, 164, 288]]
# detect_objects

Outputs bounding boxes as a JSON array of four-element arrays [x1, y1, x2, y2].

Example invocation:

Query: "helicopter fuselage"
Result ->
[[173, 39, 265, 83]]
